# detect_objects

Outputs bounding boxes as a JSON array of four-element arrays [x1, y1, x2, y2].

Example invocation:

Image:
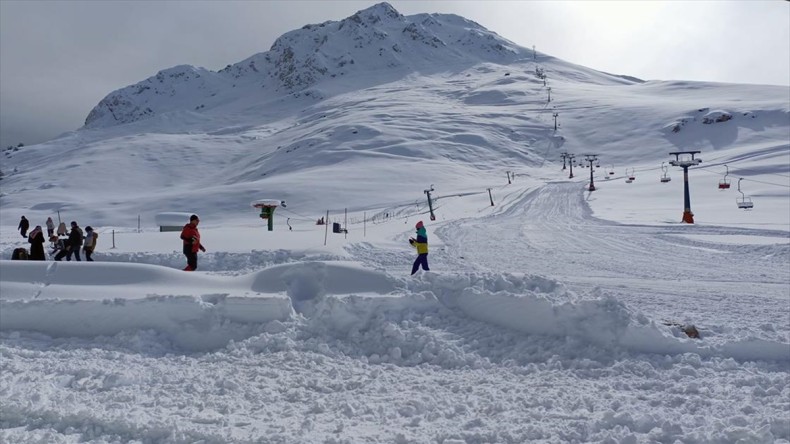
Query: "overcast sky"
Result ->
[[1, 0, 788, 149]]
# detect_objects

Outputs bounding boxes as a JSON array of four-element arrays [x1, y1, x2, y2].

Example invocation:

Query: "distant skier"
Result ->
[[18, 216, 29, 237], [180, 214, 206, 271], [409, 220, 430, 275]]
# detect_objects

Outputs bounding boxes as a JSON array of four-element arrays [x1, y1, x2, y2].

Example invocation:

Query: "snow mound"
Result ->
[[2, 261, 787, 361]]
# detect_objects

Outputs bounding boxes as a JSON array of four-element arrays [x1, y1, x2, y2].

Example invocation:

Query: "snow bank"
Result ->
[[3, 260, 786, 361]]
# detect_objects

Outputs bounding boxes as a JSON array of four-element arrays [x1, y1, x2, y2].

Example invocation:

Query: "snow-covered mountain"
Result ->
[[83, 2, 539, 129], [1, 2, 787, 227]]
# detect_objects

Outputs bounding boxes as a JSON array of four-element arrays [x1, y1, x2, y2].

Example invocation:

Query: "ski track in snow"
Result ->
[[4, 181, 788, 443]]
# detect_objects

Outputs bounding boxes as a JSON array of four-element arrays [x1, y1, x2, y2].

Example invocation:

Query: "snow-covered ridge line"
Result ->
[[2, 260, 786, 362], [82, 2, 529, 129]]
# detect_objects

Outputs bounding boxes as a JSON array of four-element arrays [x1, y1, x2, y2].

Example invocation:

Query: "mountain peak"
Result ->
[[83, 3, 524, 129], [351, 2, 402, 23]]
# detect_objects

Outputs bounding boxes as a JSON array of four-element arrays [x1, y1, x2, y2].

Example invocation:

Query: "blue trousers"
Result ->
[[411, 253, 429, 275]]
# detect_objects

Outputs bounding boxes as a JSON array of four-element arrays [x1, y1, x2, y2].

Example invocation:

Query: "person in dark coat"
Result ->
[[51, 236, 69, 261], [66, 221, 84, 261], [27, 225, 46, 260], [18, 216, 29, 237]]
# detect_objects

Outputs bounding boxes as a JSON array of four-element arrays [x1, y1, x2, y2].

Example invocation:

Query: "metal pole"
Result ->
[[138, 215, 141, 233], [568, 156, 575, 179], [324, 210, 329, 246], [488, 188, 495, 206], [682, 166, 693, 223], [111, 230, 116, 249], [57, 210, 61, 225], [344, 208, 348, 240]]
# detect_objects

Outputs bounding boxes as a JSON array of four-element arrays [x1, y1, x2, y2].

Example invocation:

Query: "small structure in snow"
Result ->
[[154, 212, 193, 232]]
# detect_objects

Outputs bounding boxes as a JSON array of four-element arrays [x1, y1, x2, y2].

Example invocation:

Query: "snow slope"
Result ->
[[1, 2, 789, 443]]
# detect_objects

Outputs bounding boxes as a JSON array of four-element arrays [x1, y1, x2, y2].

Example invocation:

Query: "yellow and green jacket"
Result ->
[[411, 227, 428, 254]]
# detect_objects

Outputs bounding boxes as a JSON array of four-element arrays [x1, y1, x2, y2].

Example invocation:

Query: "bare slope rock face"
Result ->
[[83, 2, 525, 129]]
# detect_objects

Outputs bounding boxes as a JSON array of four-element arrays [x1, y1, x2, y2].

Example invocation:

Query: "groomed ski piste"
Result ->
[[1, 3, 789, 442]]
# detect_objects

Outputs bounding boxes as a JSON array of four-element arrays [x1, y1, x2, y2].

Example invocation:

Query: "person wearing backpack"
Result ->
[[180, 214, 206, 271], [83, 226, 98, 261]]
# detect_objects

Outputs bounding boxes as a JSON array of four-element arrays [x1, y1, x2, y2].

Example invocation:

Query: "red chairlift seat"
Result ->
[[718, 180, 731, 189]]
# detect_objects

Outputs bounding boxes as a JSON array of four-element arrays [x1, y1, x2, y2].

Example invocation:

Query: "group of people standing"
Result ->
[[18, 216, 98, 261], [18, 214, 427, 274]]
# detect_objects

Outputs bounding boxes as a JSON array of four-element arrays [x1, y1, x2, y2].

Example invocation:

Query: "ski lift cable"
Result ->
[[693, 166, 790, 188]]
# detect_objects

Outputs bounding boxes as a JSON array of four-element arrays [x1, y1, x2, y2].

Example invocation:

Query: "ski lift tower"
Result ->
[[583, 154, 599, 191], [424, 185, 436, 221], [668, 151, 702, 223], [567, 154, 576, 179], [251, 199, 286, 231]]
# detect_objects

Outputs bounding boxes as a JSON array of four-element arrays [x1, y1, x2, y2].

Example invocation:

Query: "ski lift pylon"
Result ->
[[736, 178, 754, 209]]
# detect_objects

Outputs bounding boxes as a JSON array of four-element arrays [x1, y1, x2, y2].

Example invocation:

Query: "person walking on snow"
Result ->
[[66, 221, 84, 261], [409, 220, 430, 275], [28, 226, 46, 260], [18, 216, 29, 237], [180, 214, 206, 271], [46, 217, 55, 238], [83, 226, 98, 262], [56, 221, 67, 237]]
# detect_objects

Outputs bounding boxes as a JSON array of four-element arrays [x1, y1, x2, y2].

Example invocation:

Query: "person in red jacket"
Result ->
[[180, 214, 206, 271]]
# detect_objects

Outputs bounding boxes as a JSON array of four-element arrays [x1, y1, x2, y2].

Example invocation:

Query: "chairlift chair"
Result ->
[[718, 164, 731, 189], [736, 178, 754, 209], [660, 162, 671, 182], [608, 165, 615, 175], [627, 168, 636, 181]]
